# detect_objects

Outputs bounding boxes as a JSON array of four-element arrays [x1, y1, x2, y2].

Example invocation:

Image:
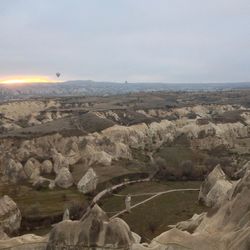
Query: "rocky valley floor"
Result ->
[[0, 89, 250, 249]]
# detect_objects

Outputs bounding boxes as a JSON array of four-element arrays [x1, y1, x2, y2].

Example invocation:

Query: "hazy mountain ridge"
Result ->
[[1, 80, 250, 101]]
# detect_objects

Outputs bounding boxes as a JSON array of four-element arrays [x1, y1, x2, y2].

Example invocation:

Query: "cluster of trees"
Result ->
[[154, 157, 205, 180], [154, 155, 235, 180]]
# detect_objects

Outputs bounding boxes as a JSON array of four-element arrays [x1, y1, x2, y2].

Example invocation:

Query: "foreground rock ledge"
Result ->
[[46, 204, 135, 250], [1, 167, 250, 249]]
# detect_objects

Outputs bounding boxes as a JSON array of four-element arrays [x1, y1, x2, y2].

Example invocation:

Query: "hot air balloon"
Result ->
[[56, 72, 61, 78]]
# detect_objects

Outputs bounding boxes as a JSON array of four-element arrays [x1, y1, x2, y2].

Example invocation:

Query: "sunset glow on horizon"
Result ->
[[0, 77, 57, 85]]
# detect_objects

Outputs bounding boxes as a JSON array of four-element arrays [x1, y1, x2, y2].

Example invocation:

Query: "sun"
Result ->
[[0, 76, 55, 85]]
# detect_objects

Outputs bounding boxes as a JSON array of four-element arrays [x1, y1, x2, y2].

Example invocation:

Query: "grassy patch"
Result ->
[[0, 184, 85, 217], [100, 181, 206, 241], [155, 144, 204, 168]]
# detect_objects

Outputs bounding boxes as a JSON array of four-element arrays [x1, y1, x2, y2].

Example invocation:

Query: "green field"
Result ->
[[100, 181, 206, 241], [0, 184, 85, 217], [0, 180, 205, 240]]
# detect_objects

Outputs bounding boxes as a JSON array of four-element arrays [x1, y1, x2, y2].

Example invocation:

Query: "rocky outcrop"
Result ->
[[2, 159, 27, 183], [77, 168, 98, 194], [55, 167, 73, 189], [51, 149, 69, 174], [40, 160, 53, 174], [27, 115, 42, 126], [0, 196, 21, 234], [62, 209, 70, 221], [23, 158, 41, 180], [234, 161, 250, 179], [46, 204, 135, 250], [198, 165, 233, 207], [0, 105, 249, 190]]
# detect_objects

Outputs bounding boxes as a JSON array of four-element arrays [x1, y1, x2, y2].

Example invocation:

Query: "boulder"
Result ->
[[198, 165, 233, 207], [3, 159, 27, 183], [51, 149, 69, 174], [0, 196, 21, 234], [48, 181, 55, 190], [55, 167, 73, 189], [23, 158, 41, 180], [32, 177, 53, 189], [62, 209, 70, 221], [46, 204, 135, 249], [77, 168, 98, 194], [41, 160, 53, 174]]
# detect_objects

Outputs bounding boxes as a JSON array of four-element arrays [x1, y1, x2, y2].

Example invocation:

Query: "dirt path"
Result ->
[[80, 177, 151, 221], [110, 188, 200, 219]]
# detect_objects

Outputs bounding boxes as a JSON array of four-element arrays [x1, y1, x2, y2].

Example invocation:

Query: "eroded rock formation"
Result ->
[[55, 167, 73, 189], [77, 168, 98, 194], [198, 165, 233, 207], [46, 204, 135, 250], [0, 196, 21, 235]]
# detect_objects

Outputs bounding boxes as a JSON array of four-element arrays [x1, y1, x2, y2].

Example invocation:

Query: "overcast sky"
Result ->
[[0, 0, 249, 83]]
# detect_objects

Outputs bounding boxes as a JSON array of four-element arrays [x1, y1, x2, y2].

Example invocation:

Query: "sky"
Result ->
[[0, 0, 249, 83]]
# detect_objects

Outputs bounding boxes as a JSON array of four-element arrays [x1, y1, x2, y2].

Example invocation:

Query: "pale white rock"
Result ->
[[77, 168, 98, 194], [205, 179, 233, 207], [0, 99, 58, 120], [46, 204, 135, 249], [198, 165, 233, 207], [66, 149, 81, 166], [0, 196, 21, 234], [41, 160, 53, 174], [51, 149, 69, 174], [132, 232, 141, 244], [84, 145, 112, 166], [42, 111, 53, 123], [3, 159, 27, 183], [63, 208, 70, 221], [23, 158, 41, 180], [49, 180, 56, 190], [55, 167, 73, 189], [234, 161, 250, 178]]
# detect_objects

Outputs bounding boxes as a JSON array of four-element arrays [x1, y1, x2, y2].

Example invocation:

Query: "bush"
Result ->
[[180, 160, 194, 177], [67, 200, 87, 220]]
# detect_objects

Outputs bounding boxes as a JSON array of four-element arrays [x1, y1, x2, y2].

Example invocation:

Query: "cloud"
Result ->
[[0, 0, 249, 82]]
